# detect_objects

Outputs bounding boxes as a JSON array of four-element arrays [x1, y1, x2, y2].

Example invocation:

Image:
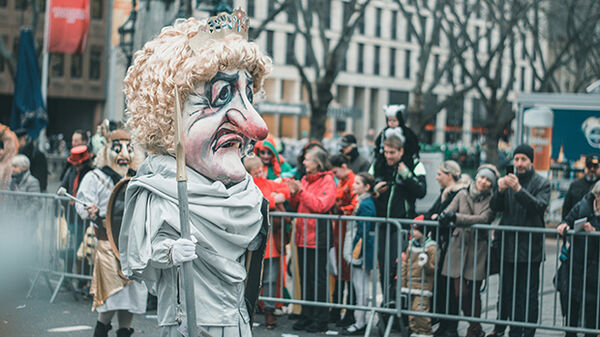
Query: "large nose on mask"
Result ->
[[228, 104, 269, 141]]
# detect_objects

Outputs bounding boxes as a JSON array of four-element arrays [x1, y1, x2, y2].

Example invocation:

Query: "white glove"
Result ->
[[169, 238, 197, 266]]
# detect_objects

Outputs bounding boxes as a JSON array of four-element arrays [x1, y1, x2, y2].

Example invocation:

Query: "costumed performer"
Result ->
[[119, 9, 271, 337], [75, 128, 147, 337]]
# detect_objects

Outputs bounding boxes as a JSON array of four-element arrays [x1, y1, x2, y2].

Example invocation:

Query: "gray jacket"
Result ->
[[9, 171, 40, 193]]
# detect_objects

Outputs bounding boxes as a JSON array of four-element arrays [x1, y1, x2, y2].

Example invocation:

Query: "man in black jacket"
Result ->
[[373, 133, 426, 313], [15, 129, 48, 192], [562, 154, 600, 219], [488, 144, 551, 337]]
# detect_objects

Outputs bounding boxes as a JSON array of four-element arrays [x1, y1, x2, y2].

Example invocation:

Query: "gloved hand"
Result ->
[[169, 237, 198, 266], [438, 211, 456, 227]]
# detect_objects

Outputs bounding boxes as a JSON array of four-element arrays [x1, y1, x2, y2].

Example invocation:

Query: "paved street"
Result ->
[[0, 239, 571, 337]]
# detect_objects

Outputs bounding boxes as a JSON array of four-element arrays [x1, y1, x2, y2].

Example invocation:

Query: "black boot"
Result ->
[[92, 321, 112, 337], [116, 327, 134, 337]]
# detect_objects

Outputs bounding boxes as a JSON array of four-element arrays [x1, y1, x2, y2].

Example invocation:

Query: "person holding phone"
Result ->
[[487, 144, 551, 337], [556, 181, 600, 337]]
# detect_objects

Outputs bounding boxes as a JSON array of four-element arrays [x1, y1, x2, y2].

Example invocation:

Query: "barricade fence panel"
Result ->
[[266, 212, 600, 336], [4, 190, 600, 335], [1, 190, 94, 302]]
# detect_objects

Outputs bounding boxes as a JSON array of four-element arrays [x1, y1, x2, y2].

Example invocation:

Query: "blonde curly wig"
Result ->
[[124, 17, 272, 154]]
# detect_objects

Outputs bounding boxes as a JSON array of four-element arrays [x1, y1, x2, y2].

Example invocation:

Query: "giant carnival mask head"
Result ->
[[95, 128, 141, 178], [124, 10, 271, 186]]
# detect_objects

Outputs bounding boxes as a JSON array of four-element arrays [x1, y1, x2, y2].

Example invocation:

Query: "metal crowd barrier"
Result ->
[[265, 212, 600, 337], [4, 190, 600, 336], [1, 190, 94, 303]]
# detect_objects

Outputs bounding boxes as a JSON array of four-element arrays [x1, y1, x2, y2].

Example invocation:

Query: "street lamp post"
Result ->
[[118, 0, 137, 70]]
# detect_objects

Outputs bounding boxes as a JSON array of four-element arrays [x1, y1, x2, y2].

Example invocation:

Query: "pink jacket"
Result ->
[[290, 171, 336, 248]]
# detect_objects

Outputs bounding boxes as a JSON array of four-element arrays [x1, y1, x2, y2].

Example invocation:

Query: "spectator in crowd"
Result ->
[[59, 145, 94, 286], [427, 160, 471, 337], [488, 144, 551, 337], [61, 129, 89, 181], [9, 154, 40, 192], [254, 136, 293, 180], [557, 181, 600, 337], [372, 104, 420, 180], [439, 164, 498, 337], [287, 147, 336, 333], [244, 156, 290, 329], [294, 140, 326, 180], [330, 154, 358, 327], [339, 133, 370, 174], [401, 223, 438, 337], [0, 123, 18, 190], [343, 172, 377, 335], [15, 129, 48, 192], [373, 131, 426, 311], [562, 154, 600, 219]]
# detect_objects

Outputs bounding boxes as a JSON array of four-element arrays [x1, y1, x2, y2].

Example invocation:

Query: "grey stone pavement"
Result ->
[[0, 238, 580, 337]]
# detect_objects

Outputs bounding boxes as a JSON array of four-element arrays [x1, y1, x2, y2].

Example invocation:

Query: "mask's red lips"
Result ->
[[213, 128, 244, 152], [117, 158, 129, 166]]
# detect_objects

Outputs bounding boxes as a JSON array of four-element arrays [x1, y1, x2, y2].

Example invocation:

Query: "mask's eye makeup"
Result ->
[[111, 142, 122, 154], [127, 144, 134, 154], [212, 82, 233, 107], [246, 83, 253, 104]]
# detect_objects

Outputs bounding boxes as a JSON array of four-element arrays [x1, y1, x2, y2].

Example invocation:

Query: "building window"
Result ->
[[91, 0, 103, 19], [390, 48, 396, 77], [286, 3, 295, 23], [70, 54, 83, 78], [268, 0, 276, 15], [521, 39, 527, 59], [433, 54, 439, 78], [266, 31, 274, 58], [247, 0, 254, 17], [323, 1, 331, 30], [405, 14, 412, 42], [520, 66, 526, 92], [474, 26, 480, 53], [404, 50, 411, 78], [391, 11, 397, 40], [0, 0, 6, 8], [357, 43, 364, 73], [374, 46, 380, 75], [89, 46, 102, 80], [375, 8, 382, 38], [358, 15, 365, 35], [50, 53, 64, 78], [531, 71, 536, 91], [0, 35, 6, 72], [286, 33, 295, 65], [15, 0, 26, 10], [447, 63, 454, 83], [343, 1, 351, 24]]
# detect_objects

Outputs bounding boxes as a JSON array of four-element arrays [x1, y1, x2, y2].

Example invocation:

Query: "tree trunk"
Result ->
[[310, 104, 328, 140]]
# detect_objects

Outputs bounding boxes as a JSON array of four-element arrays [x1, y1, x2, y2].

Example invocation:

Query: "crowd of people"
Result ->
[[1, 103, 599, 337]]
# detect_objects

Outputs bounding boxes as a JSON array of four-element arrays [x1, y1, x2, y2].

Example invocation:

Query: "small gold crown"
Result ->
[[189, 8, 249, 53]]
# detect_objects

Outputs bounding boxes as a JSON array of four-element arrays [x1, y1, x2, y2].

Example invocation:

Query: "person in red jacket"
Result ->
[[329, 154, 358, 327], [286, 147, 337, 333], [244, 156, 290, 329]]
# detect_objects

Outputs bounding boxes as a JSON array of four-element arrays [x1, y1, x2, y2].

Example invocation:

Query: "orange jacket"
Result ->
[[253, 176, 290, 258]]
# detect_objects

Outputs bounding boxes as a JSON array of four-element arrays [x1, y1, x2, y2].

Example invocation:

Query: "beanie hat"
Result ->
[[476, 167, 497, 186], [514, 144, 534, 162], [339, 134, 357, 148]]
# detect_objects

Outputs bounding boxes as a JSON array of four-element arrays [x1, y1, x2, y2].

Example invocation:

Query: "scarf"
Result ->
[[120, 154, 263, 282]]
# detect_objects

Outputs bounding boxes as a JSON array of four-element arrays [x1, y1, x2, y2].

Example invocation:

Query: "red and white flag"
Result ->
[[47, 0, 90, 54]]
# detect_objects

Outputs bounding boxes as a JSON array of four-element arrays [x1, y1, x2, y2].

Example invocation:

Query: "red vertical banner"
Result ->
[[48, 0, 90, 54]]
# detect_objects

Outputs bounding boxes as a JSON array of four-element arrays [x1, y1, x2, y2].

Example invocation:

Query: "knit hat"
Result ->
[[339, 134, 357, 148], [383, 104, 406, 125], [513, 144, 534, 163], [476, 167, 497, 186]]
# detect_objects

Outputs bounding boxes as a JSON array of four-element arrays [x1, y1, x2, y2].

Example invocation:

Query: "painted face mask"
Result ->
[[108, 138, 134, 177], [182, 69, 268, 185]]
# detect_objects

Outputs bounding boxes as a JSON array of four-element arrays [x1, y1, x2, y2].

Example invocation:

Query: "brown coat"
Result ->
[[401, 238, 438, 295], [441, 184, 494, 281]]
